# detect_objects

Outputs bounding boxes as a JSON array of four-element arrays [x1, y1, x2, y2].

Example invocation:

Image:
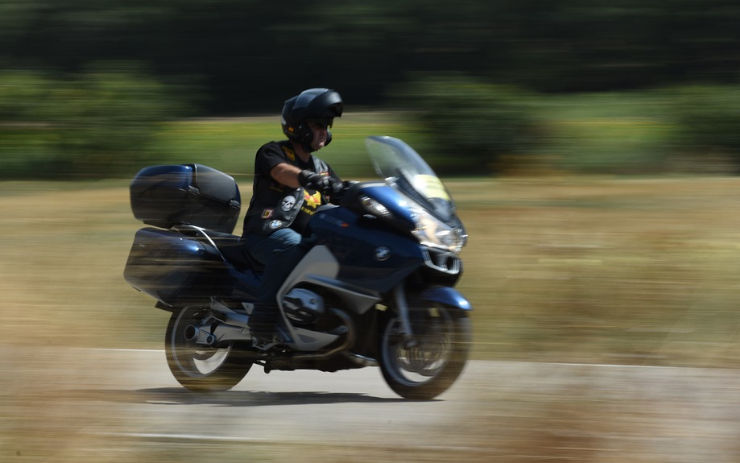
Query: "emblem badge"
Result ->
[[281, 195, 296, 211], [375, 246, 391, 262], [261, 208, 273, 219], [303, 190, 322, 209], [269, 220, 283, 229]]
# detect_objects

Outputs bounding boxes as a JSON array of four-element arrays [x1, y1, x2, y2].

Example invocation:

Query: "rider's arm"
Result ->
[[269, 163, 302, 188]]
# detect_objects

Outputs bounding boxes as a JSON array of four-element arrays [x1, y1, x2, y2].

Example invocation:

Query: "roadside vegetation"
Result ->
[[5, 70, 740, 179]]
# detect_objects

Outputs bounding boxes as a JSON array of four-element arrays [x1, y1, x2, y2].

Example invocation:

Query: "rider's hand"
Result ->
[[327, 180, 353, 205], [298, 170, 343, 197]]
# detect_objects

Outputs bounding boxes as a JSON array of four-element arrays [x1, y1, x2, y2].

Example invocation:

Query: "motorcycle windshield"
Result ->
[[366, 136, 456, 222]]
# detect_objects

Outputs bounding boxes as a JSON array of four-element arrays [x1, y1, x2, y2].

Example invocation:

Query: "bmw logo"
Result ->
[[375, 246, 391, 262]]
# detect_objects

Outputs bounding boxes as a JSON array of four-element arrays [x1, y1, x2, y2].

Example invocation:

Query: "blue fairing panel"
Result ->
[[309, 207, 426, 293], [415, 287, 472, 311]]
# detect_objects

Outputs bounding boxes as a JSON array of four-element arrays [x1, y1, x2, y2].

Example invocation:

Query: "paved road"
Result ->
[[4, 346, 740, 462]]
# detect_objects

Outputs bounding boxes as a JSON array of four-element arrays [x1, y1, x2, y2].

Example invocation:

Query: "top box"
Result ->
[[130, 163, 241, 234]]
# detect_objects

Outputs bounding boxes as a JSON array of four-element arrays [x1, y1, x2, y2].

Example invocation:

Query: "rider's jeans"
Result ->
[[241, 228, 306, 305]]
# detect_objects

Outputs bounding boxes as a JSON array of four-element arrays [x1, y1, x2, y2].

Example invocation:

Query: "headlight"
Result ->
[[409, 205, 466, 253], [359, 193, 466, 253]]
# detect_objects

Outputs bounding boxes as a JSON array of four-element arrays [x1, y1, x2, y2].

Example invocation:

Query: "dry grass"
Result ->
[[3, 176, 740, 462], [3, 176, 740, 363], [0, 182, 167, 347], [451, 176, 740, 367]]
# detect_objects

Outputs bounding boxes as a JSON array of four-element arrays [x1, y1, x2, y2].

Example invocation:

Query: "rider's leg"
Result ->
[[242, 228, 306, 340]]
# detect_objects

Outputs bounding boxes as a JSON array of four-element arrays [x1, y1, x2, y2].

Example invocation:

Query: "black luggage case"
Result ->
[[130, 163, 241, 233], [123, 227, 234, 304]]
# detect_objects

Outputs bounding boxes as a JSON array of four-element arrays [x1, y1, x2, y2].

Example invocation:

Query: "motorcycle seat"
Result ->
[[173, 225, 263, 272], [208, 231, 265, 273]]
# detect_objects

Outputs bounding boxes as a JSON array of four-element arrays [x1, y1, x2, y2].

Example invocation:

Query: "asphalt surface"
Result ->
[[4, 346, 740, 462]]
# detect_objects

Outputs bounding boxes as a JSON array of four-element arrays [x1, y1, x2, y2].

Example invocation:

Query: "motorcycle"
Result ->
[[124, 136, 472, 400]]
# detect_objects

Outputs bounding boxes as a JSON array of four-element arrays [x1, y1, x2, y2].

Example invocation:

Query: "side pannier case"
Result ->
[[123, 227, 234, 304], [130, 164, 241, 233]]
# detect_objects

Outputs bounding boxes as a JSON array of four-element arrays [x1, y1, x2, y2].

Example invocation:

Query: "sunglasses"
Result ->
[[307, 118, 333, 130]]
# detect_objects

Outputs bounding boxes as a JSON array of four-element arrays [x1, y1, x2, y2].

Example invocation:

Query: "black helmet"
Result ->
[[281, 88, 343, 150]]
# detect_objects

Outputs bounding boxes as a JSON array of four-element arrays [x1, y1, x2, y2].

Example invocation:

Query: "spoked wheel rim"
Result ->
[[169, 307, 233, 378], [381, 306, 455, 387]]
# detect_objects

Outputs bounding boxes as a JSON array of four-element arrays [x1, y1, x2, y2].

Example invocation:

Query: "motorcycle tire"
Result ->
[[165, 306, 252, 392], [379, 305, 471, 400]]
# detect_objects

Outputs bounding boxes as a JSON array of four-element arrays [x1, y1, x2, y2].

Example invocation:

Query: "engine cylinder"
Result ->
[[282, 288, 325, 326]]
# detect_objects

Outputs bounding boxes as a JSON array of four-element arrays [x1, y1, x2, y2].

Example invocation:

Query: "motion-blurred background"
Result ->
[[3, 0, 740, 362], [3, 1, 740, 461], [3, 0, 740, 179]]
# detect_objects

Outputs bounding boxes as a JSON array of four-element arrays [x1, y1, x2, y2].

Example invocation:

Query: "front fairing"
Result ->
[[365, 136, 467, 250], [306, 137, 467, 291]]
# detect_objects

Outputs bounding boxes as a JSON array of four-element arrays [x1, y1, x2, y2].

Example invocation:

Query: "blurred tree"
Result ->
[[669, 85, 740, 169], [2, 0, 739, 113], [396, 75, 539, 174], [0, 65, 185, 178]]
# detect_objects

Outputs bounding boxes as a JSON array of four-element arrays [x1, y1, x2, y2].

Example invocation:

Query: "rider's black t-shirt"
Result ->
[[242, 140, 340, 236]]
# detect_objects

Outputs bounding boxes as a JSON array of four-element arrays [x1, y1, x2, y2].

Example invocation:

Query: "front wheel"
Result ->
[[379, 305, 471, 400], [165, 306, 252, 392]]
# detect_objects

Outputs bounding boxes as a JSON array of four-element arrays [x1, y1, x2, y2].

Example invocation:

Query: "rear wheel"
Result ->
[[165, 306, 252, 392], [379, 305, 471, 400]]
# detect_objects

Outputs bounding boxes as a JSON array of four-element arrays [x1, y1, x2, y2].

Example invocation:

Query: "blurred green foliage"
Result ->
[[0, 65, 185, 179], [535, 91, 675, 175], [5, 75, 740, 178], [669, 85, 740, 170], [538, 86, 740, 175], [395, 76, 539, 174], [2, 1, 740, 177]]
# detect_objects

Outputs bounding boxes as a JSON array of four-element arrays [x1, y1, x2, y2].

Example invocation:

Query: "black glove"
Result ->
[[298, 170, 343, 196]]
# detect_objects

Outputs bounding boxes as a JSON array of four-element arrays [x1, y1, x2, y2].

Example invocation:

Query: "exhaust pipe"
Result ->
[[343, 352, 378, 367], [183, 325, 216, 346]]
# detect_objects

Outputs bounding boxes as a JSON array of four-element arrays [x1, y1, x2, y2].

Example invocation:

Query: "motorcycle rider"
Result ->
[[241, 88, 344, 343]]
